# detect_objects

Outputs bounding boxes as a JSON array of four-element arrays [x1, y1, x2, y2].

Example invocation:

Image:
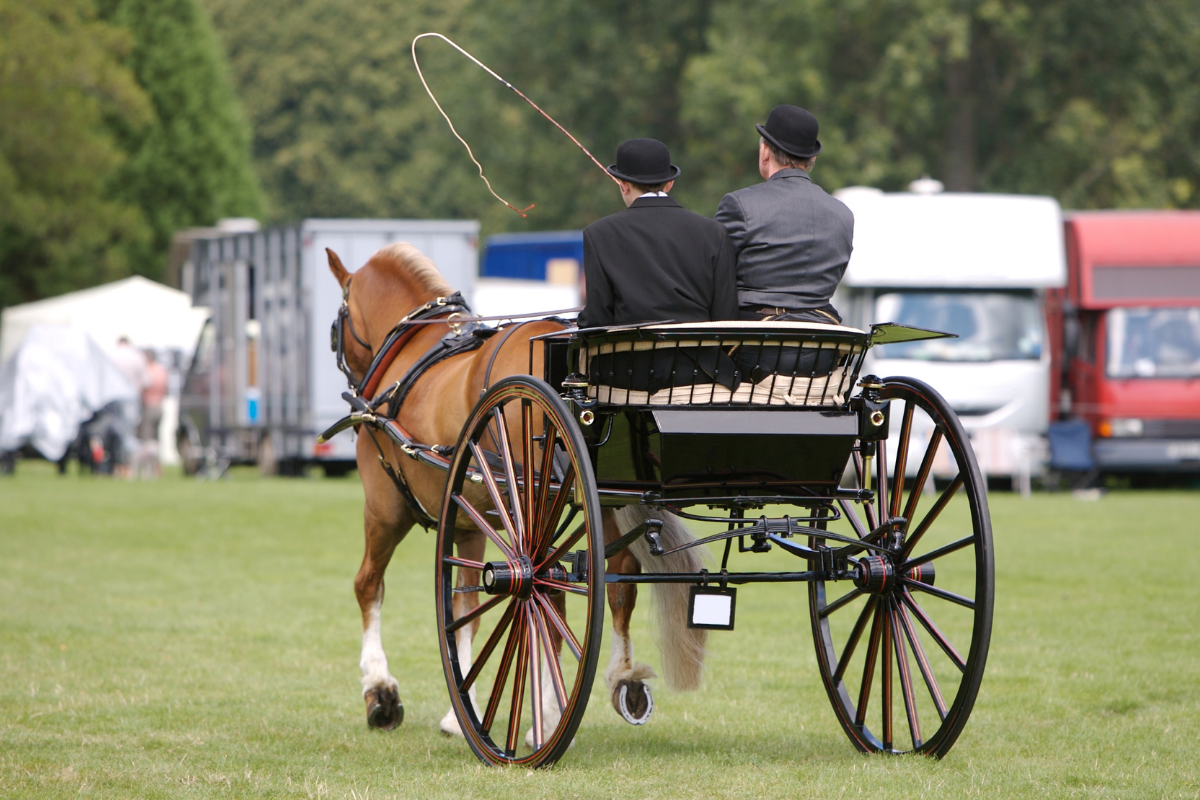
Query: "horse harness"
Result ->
[[327, 278, 543, 529]]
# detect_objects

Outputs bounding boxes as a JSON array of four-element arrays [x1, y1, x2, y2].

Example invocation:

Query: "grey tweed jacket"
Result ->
[[715, 168, 854, 311]]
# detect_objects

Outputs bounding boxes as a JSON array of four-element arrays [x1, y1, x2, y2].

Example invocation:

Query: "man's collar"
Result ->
[[629, 195, 681, 208], [768, 167, 812, 182]]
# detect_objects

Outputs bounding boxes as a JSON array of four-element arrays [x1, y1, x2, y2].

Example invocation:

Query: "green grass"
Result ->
[[1, 461, 1197, 798]]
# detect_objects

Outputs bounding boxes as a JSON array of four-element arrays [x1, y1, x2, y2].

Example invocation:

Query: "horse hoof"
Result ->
[[439, 707, 465, 737], [365, 686, 403, 730], [613, 679, 654, 725]]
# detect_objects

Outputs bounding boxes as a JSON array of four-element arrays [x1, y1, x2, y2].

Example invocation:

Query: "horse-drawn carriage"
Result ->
[[323, 246, 993, 769]]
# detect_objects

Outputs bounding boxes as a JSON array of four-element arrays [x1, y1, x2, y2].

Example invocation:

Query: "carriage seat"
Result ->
[[578, 320, 869, 408]]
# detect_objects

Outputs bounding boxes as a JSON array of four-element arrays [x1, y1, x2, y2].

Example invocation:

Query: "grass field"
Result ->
[[2, 461, 1197, 799]]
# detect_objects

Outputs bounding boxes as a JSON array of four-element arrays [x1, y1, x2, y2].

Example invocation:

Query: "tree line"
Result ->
[[0, 0, 260, 309], [4, 0, 1198, 307], [206, 0, 1200, 233]]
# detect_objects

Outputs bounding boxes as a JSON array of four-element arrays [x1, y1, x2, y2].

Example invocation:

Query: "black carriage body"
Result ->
[[542, 322, 871, 503], [588, 407, 858, 499]]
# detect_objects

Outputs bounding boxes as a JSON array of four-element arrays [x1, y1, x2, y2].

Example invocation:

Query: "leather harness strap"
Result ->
[[357, 292, 472, 400], [334, 287, 473, 529], [332, 285, 567, 531]]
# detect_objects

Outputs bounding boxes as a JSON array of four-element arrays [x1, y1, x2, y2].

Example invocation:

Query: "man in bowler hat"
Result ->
[[579, 138, 737, 329], [579, 138, 739, 391], [715, 105, 854, 323]]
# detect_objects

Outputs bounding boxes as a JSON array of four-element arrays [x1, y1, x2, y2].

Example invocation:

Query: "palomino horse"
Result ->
[[326, 242, 708, 742]]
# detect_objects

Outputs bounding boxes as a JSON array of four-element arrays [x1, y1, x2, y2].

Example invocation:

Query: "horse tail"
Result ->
[[614, 505, 709, 692]]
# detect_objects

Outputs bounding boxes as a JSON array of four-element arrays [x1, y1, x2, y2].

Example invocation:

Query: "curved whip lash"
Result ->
[[411, 32, 618, 218]]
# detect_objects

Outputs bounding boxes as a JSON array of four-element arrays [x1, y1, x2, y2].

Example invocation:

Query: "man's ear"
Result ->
[[663, 180, 675, 193]]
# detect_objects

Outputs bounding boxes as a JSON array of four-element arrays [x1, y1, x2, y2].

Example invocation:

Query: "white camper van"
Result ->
[[833, 189, 1066, 486]]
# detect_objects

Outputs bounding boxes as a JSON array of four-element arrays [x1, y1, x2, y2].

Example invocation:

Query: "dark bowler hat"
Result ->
[[606, 138, 682, 184], [756, 105, 821, 159]]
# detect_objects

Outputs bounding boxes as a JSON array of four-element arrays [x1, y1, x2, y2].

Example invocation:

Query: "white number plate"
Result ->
[[688, 587, 737, 630]]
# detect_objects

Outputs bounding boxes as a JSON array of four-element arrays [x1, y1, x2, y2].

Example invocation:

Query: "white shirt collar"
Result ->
[[638, 191, 669, 198]]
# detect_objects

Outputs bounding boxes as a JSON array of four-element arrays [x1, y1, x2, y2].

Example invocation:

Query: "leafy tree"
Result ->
[[98, 0, 263, 275], [0, 0, 263, 310], [202, 0, 716, 233], [201, 0, 1200, 245], [679, 0, 1200, 211], [0, 0, 152, 309], [201, 0, 471, 224]]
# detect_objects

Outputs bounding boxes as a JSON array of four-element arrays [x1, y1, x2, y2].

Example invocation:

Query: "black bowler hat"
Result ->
[[606, 138, 681, 184], [756, 105, 821, 159]]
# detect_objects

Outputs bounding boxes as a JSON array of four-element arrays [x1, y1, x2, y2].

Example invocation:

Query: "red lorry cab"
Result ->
[[1053, 211, 1200, 472]]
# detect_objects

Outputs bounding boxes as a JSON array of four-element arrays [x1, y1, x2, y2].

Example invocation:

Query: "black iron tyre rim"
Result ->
[[809, 376, 994, 757], [436, 375, 604, 768]]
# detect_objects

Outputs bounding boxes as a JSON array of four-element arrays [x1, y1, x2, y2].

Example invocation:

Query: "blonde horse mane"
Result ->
[[376, 241, 454, 299]]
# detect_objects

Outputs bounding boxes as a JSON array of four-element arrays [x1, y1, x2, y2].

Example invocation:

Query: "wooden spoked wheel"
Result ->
[[810, 376, 994, 757], [437, 376, 604, 768]]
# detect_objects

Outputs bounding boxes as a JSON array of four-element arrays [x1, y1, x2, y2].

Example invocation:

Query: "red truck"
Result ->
[[1050, 211, 1200, 475]]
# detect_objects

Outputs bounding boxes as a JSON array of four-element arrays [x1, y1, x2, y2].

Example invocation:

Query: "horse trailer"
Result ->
[[176, 218, 479, 475]]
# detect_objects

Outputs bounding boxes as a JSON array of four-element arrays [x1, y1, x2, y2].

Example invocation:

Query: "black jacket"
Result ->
[[579, 195, 739, 328]]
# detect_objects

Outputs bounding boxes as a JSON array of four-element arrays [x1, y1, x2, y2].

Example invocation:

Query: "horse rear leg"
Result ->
[[603, 510, 657, 725]]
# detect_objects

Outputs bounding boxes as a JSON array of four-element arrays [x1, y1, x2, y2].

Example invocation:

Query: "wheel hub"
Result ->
[[853, 554, 897, 594], [481, 556, 534, 598]]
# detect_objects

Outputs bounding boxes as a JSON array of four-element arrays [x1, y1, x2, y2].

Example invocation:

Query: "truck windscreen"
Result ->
[[873, 291, 1043, 362], [1106, 307, 1200, 378]]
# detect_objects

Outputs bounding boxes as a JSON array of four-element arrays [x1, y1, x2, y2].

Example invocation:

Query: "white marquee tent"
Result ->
[[0, 276, 209, 364], [0, 325, 137, 460]]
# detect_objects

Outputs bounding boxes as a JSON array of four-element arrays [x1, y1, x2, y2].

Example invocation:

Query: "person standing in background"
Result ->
[[140, 350, 168, 444], [110, 336, 147, 476]]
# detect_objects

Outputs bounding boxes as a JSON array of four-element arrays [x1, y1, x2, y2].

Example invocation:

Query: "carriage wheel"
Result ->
[[437, 376, 604, 768], [810, 376, 994, 757]]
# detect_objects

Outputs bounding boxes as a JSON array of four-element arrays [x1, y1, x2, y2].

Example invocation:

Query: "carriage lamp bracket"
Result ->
[[584, 413, 615, 448], [561, 373, 596, 407], [859, 374, 884, 399]]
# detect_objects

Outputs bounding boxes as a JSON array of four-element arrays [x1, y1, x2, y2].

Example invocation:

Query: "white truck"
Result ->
[[833, 189, 1066, 489], [177, 218, 479, 475]]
